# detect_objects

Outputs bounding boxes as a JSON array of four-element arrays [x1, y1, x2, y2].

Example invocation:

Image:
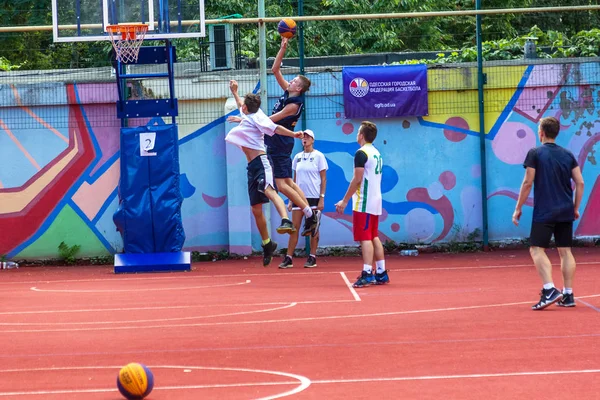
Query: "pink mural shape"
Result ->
[[576, 177, 600, 236], [406, 187, 454, 242], [439, 171, 456, 190], [202, 193, 227, 208], [443, 116, 468, 142], [513, 65, 567, 122], [491, 121, 537, 165]]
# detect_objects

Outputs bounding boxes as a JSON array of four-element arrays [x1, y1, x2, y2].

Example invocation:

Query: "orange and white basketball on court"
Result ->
[[117, 363, 154, 400]]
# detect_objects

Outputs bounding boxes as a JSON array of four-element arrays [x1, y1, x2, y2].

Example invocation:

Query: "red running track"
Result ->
[[0, 248, 599, 399]]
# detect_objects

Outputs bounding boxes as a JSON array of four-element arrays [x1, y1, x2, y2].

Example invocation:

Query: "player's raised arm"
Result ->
[[271, 37, 290, 91], [229, 80, 244, 109]]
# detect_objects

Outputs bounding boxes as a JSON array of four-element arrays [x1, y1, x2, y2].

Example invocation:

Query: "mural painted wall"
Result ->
[[0, 61, 598, 259]]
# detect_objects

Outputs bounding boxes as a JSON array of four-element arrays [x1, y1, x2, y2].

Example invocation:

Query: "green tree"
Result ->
[[1, 0, 600, 69]]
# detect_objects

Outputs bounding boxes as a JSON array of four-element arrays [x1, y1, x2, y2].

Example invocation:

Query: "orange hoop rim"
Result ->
[[106, 23, 149, 35]]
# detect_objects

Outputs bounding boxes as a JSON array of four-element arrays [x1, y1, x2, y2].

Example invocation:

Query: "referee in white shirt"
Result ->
[[279, 129, 328, 268]]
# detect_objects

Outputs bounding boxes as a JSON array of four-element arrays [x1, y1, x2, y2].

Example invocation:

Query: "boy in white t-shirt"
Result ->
[[225, 80, 302, 267], [279, 129, 328, 269]]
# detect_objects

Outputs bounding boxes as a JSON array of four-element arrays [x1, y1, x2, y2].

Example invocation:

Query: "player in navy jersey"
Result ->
[[269, 37, 320, 238], [513, 117, 585, 310], [227, 37, 320, 238]]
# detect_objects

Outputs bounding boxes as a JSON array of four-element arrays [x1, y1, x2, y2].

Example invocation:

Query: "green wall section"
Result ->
[[15, 205, 109, 259]]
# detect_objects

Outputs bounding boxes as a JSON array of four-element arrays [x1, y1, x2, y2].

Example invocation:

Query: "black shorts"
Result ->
[[247, 154, 276, 206], [269, 154, 293, 179], [291, 198, 319, 210], [530, 221, 573, 248]]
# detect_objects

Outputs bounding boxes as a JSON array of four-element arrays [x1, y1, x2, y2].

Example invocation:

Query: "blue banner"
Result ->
[[343, 65, 428, 118]]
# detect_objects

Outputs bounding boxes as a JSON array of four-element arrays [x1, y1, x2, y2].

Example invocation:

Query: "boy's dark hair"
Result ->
[[360, 121, 377, 143], [540, 116, 560, 139], [244, 94, 261, 113], [297, 75, 311, 93]]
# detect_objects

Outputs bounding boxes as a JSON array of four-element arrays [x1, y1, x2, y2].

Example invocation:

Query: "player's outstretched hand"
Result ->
[[229, 80, 238, 93], [294, 131, 304, 138], [512, 208, 522, 226], [280, 37, 289, 48], [335, 200, 347, 214], [227, 115, 242, 123]]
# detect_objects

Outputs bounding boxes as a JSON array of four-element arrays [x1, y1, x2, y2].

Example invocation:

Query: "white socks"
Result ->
[[363, 261, 385, 274], [543, 283, 554, 290], [303, 206, 313, 218]]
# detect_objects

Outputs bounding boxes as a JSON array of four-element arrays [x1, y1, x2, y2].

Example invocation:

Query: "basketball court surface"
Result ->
[[1, 248, 599, 399]]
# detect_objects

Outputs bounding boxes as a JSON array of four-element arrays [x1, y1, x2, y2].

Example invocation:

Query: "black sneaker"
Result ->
[[304, 255, 317, 268], [532, 287, 563, 310], [301, 210, 321, 237], [262, 240, 277, 267], [557, 293, 576, 307], [276, 218, 296, 235], [279, 255, 293, 269]]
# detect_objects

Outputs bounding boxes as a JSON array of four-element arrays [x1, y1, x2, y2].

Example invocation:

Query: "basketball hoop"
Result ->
[[106, 23, 149, 63]]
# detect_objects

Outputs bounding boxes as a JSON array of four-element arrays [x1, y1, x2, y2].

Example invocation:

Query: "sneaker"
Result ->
[[276, 218, 296, 235], [352, 271, 376, 288], [279, 255, 293, 269], [262, 240, 277, 267], [374, 270, 390, 285], [532, 287, 563, 310], [557, 293, 576, 307], [301, 210, 321, 237], [304, 255, 317, 268]]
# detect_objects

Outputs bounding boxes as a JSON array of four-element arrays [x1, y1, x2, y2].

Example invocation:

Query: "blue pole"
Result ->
[[476, 0, 489, 251]]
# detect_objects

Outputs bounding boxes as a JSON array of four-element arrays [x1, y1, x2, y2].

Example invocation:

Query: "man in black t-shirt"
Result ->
[[512, 117, 585, 310]]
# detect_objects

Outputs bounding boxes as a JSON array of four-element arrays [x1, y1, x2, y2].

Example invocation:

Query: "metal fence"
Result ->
[[1, 5, 600, 125]]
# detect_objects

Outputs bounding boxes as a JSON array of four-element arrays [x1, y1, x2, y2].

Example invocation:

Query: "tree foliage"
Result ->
[[0, 0, 599, 69]]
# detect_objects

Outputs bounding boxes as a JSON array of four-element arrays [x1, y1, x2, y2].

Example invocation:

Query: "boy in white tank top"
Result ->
[[334, 121, 388, 287]]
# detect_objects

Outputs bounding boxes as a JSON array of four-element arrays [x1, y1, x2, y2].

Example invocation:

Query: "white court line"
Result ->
[[0, 300, 355, 316], [0, 303, 297, 326], [2, 260, 598, 286], [30, 280, 251, 293], [309, 368, 600, 384], [4, 293, 599, 333], [0, 365, 311, 400], [1, 366, 599, 397], [0, 297, 586, 333], [340, 272, 361, 301]]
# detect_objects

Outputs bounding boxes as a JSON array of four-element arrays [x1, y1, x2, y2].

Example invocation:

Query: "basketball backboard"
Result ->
[[51, 0, 205, 42]]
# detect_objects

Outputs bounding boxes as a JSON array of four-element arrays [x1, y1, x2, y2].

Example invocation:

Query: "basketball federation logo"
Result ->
[[349, 77, 369, 98]]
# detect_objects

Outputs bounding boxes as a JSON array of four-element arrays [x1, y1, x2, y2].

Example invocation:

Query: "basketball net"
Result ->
[[106, 24, 149, 64]]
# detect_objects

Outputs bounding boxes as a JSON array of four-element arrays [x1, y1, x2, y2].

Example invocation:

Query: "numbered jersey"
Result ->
[[352, 143, 382, 215]]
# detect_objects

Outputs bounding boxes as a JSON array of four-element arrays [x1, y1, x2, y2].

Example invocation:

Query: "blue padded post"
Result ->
[[114, 251, 191, 274]]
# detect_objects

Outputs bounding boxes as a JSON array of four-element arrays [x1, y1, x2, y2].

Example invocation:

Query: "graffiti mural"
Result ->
[[0, 62, 598, 259]]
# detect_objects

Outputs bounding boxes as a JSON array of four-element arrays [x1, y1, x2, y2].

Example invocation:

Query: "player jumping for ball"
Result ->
[[225, 80, 303, 267]]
